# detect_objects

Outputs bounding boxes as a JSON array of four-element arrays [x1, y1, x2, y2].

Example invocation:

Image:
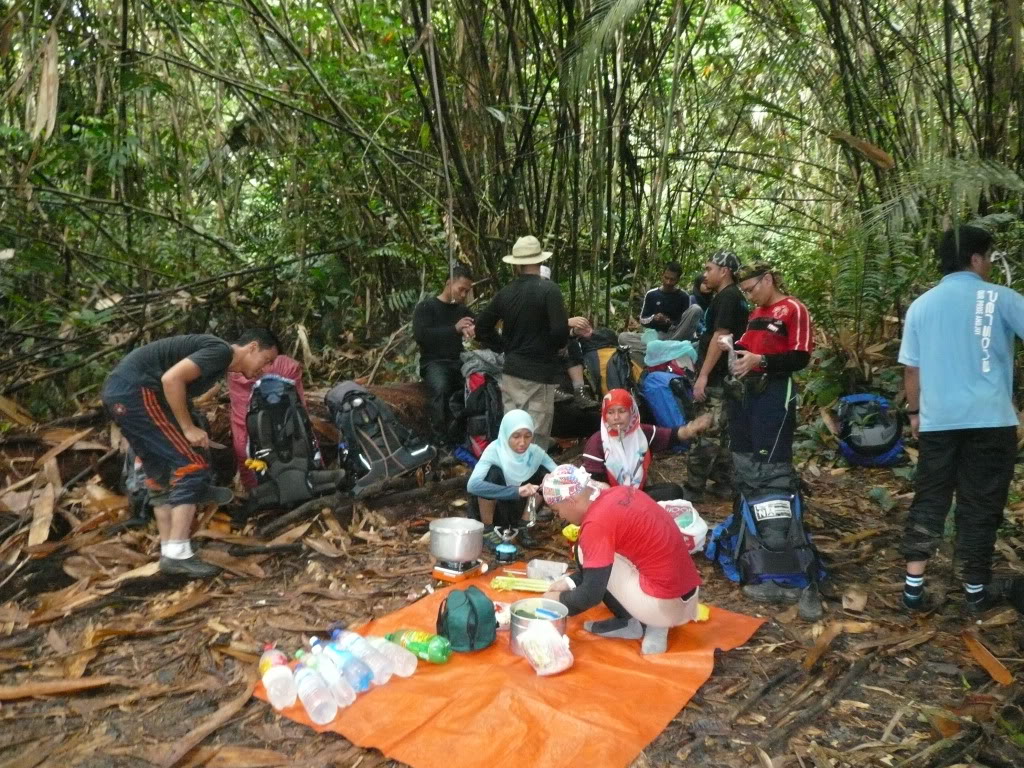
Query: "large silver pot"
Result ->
[[429, 518, 484, 563], [509, 597, 569, 657]]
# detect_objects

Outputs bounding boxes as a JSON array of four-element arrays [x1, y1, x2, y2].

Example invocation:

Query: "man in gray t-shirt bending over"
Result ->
[[102, 330, 279, 577]]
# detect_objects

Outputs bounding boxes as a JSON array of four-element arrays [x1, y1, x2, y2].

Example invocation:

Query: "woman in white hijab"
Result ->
[[467, 409, 557, 546]]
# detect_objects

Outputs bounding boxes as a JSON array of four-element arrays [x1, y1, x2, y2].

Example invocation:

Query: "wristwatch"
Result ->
[[760, 354, 767, 368], [906, 409, 919, 415]]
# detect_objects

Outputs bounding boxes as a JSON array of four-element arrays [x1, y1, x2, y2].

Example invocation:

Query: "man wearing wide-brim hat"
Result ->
[[475, 236, 569, 450]]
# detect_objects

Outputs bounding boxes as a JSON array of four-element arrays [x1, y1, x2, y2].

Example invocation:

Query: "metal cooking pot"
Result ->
[[429, 518, 484, 563], [509, 597, 569, 657]]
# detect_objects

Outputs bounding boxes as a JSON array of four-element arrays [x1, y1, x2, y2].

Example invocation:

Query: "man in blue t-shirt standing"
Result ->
[[899, 225, 1024, 613]]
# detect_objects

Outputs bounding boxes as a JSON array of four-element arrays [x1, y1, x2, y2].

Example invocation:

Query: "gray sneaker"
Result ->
[[159, 555, 221, 579], [798, 584, 824, 621]]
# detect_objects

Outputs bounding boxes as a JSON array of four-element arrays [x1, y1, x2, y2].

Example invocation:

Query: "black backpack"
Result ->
[[462, 373, 503, 459], [326, 381, 437, 497], [706, 456, 826, 589], [246, 374, 345, 510]]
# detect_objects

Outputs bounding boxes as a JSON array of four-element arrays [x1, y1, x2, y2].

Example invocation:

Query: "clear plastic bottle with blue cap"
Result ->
[[310, 635, 373, 693], [330, 629, 394, 685]]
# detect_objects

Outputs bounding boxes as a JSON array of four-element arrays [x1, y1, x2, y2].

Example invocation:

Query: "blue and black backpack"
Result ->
[[706, 491, 826, 589], [836, 393, 903, 467]]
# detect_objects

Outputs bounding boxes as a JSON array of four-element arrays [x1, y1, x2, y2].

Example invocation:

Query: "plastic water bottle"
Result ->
[[367, 636, 418, 677], [385, 629, 452, 664], [293, 663, 338, 725], [330, 629, 394, 685], [310, 636, 372, 693], [258, 644, 297, 710], [295, 649, 355, 708], [723, 333, 738, 376]]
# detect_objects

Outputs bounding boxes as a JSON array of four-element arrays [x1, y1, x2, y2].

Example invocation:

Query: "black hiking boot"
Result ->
[[553, 389, 575, 404], [742, 581, 801, 605], [159, 555, 222, 579], [902, 589, 940, 613], [964, 578, 1018, 615], [515, 524, 541, 549], [572, 389, 601, 410]]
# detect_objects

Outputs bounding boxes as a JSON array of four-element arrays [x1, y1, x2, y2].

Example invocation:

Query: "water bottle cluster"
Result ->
[[257, 629, 420, 725]]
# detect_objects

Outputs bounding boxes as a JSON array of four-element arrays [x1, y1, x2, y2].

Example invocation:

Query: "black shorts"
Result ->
[[102, 375, 211, 506]]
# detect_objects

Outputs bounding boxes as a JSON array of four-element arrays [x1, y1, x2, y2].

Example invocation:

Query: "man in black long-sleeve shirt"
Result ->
[[412, 266, 475, 447], [474, 236, 569, 450]]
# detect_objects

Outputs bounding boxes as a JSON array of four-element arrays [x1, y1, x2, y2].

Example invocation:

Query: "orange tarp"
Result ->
[[255, 569, 763, 768]]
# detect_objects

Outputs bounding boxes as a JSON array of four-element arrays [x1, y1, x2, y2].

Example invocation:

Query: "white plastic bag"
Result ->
[[518, 622, 574, 676], [658, 499, 709, 554]]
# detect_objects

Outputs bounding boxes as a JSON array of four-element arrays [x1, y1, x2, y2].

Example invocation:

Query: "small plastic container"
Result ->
[[527, 559, 568, 582]]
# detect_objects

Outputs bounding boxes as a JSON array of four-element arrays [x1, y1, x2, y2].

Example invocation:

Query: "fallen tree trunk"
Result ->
[[257, 474, 468, 537]]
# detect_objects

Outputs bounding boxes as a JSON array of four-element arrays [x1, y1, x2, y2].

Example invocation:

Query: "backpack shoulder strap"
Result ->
[[436, 596, 449, 635]]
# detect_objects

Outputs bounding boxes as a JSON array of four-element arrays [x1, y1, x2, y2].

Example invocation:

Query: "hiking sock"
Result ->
[[161, 539, 194, 560], [583, 617, 644, 639], [641, 626, 670, 655], [964, 582, 986, 605], [903, 574, 925, 607]]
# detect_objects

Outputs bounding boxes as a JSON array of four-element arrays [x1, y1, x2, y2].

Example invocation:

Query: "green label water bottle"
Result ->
[[385, 629, 452, 664]]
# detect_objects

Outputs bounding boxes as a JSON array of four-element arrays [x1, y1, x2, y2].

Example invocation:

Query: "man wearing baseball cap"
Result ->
[[686, 248, 749, 501], [475, 236, 572, 450], [540, 465, 702, 655]]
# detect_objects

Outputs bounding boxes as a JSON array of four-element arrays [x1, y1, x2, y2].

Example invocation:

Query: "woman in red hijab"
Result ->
[[581, 389, 711, 502]]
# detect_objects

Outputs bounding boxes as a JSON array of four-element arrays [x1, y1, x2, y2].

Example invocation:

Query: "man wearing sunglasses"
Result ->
[[719, 261, 820, 618]]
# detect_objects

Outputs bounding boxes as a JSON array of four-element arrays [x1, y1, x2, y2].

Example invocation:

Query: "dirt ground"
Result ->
[[2, 438, 1024, 768]]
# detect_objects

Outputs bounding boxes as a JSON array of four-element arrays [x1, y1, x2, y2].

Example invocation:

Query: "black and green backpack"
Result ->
[[436, 586, 496, 652]]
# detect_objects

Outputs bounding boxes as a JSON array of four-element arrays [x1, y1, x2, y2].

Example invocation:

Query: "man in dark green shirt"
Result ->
[[102, 330, 279, 578]]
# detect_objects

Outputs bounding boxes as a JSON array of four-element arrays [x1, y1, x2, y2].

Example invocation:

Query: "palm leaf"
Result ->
[[562, 0, 646, 91]]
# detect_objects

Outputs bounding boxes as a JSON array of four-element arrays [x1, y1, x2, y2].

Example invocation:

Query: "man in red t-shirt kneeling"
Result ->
[[540, 465, 702, 655]]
